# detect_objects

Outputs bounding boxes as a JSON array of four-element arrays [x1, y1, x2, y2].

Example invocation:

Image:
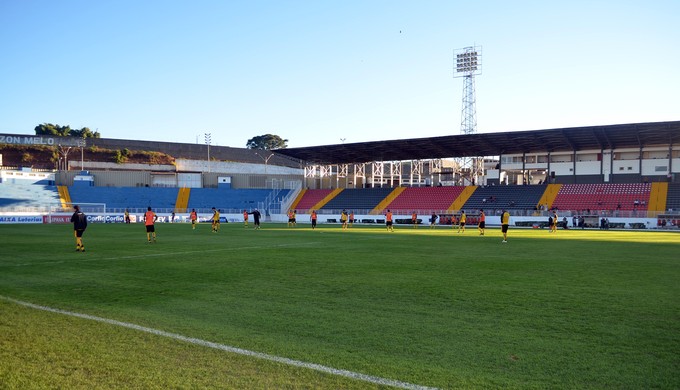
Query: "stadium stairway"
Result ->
[[536, 184, 561, 210], [289, 189, 307, 210], [175, 187, 190, 212], [448, 186, 476, 212], [370, 187, 406, 214], [291, 189, 335, 211], [57, 185, 72, 208], [309, 188, 344, 210], [647, 182, 668, 216]]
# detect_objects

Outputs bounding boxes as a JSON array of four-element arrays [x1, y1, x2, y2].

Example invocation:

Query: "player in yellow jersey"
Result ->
[[457, 211, 466, 233], [243, 210, 249, 228], [501, 209, 510, 243], [211, 207, 220, 233]]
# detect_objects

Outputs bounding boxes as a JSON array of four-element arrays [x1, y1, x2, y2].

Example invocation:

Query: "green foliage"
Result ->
[[35, 123, 101, 138], [0, 224, 678, 389], [113, 150, 127, 164], [246, 134, 288, 150], [21, 152, 33, 163]]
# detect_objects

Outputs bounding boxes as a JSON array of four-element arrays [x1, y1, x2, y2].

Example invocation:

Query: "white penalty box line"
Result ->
[[0, 295, 438, 390]]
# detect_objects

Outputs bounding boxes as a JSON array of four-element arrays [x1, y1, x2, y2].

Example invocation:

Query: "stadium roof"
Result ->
[[274, 121, 680, 165]]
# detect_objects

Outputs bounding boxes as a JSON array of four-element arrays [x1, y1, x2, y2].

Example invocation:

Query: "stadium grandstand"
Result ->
[[1, 120, 679, 228]]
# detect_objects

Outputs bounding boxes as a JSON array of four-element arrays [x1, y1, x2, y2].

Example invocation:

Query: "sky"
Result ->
[[1, 1, 678, 149]]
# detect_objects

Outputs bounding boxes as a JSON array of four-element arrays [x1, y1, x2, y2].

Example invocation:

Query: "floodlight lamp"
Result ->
[[453, 46, 482, 78]]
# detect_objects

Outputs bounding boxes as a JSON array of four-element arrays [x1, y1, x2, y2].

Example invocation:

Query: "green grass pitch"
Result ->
[[1, 222, 679, 389]]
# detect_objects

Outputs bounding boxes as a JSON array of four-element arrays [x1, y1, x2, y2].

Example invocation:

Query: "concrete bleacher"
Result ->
[[664, 183, 680, 212], [462, 185, 546, 212], [68, 186, 179, 211], [187, 188, 290, 212], [293, 189, 334, 211], [67, 186, 291, 212], [320, 188, 394, 212], [385, 186, 466, 212], [552, 183, 651, 212], [0, 181, 60, 209]]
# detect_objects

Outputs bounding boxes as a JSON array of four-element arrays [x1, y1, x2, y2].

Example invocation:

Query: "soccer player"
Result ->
[[243, 209, 249, 228], [349, 211, 355, 228], [457, 210, 466, 233], [411, 212, 417, 228], [71, 205, 87, 252], [250, 208, 261, 229], [124, 208, 131, 224], [190, 209, 198, 230], [340, 209, 348, 230], [211, 207, 220, 233], [310, 209, 318, 229], [288, 209, 296, 227], [144, 206, 158, 243], [385, 209, 394, 232], [478, 209, 486, 235], [430, 212, 438, 229], [501, 209, 510, 243], [551, 210, 558, 233]]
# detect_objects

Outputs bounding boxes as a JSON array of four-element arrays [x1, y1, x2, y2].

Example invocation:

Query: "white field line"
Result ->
[[0, 295, 438, 390]]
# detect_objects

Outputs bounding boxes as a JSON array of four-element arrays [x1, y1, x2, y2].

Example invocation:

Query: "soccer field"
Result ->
[[1, 222, 679, 389]]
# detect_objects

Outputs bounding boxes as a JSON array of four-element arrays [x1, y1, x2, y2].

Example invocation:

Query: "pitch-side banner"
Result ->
[[0, 216, 43, 224], [42, 215, 128, 224]]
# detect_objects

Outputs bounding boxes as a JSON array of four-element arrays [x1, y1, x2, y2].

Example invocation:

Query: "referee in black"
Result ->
[[71, 205, 88, 252]]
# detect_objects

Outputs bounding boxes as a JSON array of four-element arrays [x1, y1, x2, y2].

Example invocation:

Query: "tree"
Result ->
[[35, 123, 100, 138], [246, 134, 288, 150], [70, 127, 101, 138], [35, 123, 70, 136]]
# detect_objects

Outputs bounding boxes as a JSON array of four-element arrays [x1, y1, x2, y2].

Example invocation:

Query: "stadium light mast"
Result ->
[[78, 136, 86, 171], [204, 132, 211, 173], [255, 151, 275, 174], [453, 45, 483, 185]]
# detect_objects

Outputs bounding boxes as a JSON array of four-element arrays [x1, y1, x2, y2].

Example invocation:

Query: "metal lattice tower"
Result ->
[[454, 46, 483, 185]]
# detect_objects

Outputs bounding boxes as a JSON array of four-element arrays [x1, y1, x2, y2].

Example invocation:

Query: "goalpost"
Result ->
[[50, 202, 107, 214]]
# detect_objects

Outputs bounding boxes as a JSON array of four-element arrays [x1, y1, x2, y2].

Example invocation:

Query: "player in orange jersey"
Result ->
[[144, 206, 158, 242]]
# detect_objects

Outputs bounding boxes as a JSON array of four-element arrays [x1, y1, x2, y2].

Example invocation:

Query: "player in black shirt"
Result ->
[[71, 205, 88, 252]]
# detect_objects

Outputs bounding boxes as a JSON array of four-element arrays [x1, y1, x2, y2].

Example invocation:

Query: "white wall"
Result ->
[[176, 159, 302, 175]]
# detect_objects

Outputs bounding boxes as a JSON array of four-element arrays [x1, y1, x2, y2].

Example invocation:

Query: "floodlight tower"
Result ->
[[453, 45, 483, 185]]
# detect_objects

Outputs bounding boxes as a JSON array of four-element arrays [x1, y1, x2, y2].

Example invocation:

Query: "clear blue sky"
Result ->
[[1, 1, 678, 148]]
